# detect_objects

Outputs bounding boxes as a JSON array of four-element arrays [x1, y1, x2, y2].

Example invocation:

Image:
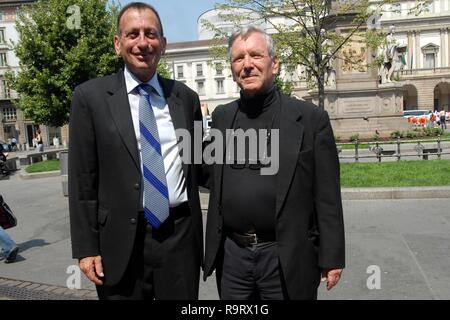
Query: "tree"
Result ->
[[203, 0, 429, 108], [6, 0, 121, 127], [157, 57, 173, 79]]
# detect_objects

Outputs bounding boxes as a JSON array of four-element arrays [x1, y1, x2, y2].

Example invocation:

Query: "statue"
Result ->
[[321, 30, 336, 88], [379, 25, 397, 83], [379, 25, 406, 83], [324, 55, 336, 88]]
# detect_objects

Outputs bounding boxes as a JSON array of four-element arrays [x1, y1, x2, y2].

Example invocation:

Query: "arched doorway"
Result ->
[[433, 82, 450, 112], [402, 84, 418, 110]]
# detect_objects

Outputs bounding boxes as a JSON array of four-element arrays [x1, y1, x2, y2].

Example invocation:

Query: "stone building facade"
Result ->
[[0, 0, 66, 150]]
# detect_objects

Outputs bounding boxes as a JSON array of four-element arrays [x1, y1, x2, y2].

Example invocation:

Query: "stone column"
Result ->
[[413, 31, 419, 69], [16, 109, 27, 146], [61, 124, 69, 148], [407, 31, 413, 70], [447, 28, 450, 68], [440, 29, 445, 68], [0, 107, 5, 141]]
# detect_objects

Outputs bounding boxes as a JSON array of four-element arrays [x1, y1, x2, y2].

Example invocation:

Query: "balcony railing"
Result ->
[[400, 67, 450, 76]]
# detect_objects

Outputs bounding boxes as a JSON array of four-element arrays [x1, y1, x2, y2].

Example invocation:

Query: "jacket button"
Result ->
[[134, 183, 140, 190], [130, 218, 137, 224]]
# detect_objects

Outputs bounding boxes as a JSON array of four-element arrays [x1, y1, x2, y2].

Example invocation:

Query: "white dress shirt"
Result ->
[[124, 67, 187, 208]]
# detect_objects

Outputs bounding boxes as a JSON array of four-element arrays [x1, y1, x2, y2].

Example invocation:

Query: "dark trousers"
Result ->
[[96, 202, 200, 300], [220, 237, 288, 300]]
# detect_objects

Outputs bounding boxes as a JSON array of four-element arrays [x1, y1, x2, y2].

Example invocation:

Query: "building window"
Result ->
[[216, 79, 224, 94], [0, 52, 7, 67], [176, 65, 184, 79], [422, 43, 439, 69], [215, 63, 223, 76], [196, 63, 203, 77], [2, 80, 10, 98], [197, 81, 205, 95], [0, 29, 5, 44], [2, 107, 16, 120], [425, 53, 435, 69]]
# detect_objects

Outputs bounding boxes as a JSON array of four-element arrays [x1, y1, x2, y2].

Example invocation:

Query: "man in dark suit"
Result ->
[[204, 27, 345, 300], [69, 2, 203, 299]]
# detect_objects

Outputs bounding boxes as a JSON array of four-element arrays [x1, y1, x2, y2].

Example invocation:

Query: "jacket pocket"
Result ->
[[98, 207, 109, 226]]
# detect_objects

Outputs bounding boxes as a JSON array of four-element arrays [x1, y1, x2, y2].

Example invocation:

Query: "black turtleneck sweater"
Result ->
[[222, 86, 280, 236]]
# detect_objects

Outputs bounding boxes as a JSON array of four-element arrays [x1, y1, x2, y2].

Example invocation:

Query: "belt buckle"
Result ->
[[247, 233, 258, 245]]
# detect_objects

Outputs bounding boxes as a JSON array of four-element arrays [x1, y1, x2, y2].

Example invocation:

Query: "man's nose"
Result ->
[[243, 55, 253, 70], [136, 32, 149, 48]]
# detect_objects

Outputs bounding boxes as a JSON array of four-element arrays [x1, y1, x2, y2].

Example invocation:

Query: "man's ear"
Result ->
[[161, 36, 167, 55], [272, 56, 280, 76], [114, 35, 121, 56]]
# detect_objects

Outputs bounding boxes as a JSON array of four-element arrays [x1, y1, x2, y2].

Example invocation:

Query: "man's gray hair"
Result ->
[[228, 26, 276, 59]]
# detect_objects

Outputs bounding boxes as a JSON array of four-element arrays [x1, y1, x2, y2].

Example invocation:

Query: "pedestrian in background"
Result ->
[[440, 110, 447, 130], [0, 226, 19, 263]]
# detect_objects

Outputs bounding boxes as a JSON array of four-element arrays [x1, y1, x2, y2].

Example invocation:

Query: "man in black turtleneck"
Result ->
[[204, 27, 345, 300]]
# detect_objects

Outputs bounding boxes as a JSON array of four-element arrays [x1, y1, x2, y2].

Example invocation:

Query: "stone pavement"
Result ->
[[1, 171, 450, 300]]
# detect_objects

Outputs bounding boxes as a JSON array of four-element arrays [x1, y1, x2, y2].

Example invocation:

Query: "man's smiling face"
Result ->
[[114, 8, 166, 82], [230, 32, 279, 97]]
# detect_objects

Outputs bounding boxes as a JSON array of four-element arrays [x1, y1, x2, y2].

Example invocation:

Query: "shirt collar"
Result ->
[[124, 66, 164, 97]]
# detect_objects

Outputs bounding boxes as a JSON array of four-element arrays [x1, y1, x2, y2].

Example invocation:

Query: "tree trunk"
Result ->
[[318, 75, 325, 109]]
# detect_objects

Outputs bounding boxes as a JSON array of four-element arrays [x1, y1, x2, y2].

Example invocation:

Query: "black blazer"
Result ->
[[204, 93, 345, 299], [69, 71, 204, 286]]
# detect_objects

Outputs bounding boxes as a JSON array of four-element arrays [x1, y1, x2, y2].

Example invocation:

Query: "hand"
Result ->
[[79, 256, 104, 286], [321, 268, 343, 291]]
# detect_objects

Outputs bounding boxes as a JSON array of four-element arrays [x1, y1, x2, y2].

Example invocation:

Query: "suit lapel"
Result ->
[[215, 102, 239, 205], [107, 72, 140, 170], [276, 96, 304, 218], [159, 77, 189, 179]]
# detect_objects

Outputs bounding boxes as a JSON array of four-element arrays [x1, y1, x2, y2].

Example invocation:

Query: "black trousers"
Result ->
[[220, 237, 288, 300], [96, 202, 200, 300]]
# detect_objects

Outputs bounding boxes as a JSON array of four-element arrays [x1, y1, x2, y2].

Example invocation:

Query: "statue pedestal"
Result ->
[[306, 82, 410, 140]]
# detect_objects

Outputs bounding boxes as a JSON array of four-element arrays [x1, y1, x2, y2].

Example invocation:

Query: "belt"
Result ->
[[139, 202, 190, 223], [228, 231, 276, 247], [169, 202, 190, 220]]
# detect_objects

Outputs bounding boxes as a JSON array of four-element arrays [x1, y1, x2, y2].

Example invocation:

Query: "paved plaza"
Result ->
[[1, 169, 450, 300]]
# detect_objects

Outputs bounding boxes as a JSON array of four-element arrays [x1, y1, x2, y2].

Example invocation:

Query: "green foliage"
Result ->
[[423, 127, 444, 137], [340, 160, 450, 188], [157, 57, 173, 79], [390, 130, 404, 139], [26, 159, 60, 173], [372, 132, 380, 141], [274, 74, 293, 96], [405, 130, 417, 139], [7, 0, 121, 127], [349, 133, 360, 142]]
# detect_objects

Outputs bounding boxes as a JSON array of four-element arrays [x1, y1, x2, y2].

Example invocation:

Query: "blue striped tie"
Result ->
[[138, 84, 169, 229]]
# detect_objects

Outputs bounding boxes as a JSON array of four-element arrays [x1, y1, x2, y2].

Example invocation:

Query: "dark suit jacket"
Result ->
[[204, 93, 345, 299], [68, 71, 203, 286]]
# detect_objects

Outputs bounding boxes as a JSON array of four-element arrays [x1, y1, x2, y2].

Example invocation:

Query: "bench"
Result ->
[[422, 148, 442, 160], [19, 150, 62, 166], [370, 145, 396, 162], [380, 150, 396, 156]]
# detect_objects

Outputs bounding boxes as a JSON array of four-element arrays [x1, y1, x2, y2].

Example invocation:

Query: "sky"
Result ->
[[119, 0, 221, 43]]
